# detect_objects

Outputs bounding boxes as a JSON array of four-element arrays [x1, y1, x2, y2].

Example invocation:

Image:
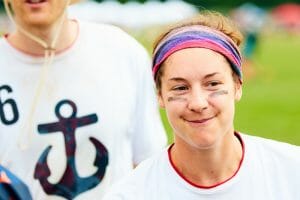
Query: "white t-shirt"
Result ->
[[0, 20, 166, 199], [103, 133, 300, 200]]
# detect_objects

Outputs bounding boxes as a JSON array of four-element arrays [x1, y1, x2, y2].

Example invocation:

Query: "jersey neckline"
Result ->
[[1, 19, 80, 64], [167, 132, 245, 192]]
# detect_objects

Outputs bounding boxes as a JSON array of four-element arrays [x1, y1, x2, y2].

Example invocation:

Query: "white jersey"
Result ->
[[0, 20, 166, 199], [104, 133, 300, 200]]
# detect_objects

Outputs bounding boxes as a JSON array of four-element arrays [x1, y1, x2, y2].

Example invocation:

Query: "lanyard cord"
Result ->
[[4, 0, 71, 150]]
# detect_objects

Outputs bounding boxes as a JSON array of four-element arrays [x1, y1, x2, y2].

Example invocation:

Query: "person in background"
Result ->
[[230, 3, 267, 78], [0, 0, 166, 199], [103, 11, 300, 200], [0, 164, 32, 200]]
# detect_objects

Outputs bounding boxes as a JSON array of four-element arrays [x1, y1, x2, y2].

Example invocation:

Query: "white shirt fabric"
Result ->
[[0, 20, 166, 199], [103, 133, 300, 200]]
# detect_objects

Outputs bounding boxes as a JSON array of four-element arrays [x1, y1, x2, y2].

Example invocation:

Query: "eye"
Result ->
[[172, 85, 189, 91], [208, 81, 220, 87], [205, 81, 222, 89]]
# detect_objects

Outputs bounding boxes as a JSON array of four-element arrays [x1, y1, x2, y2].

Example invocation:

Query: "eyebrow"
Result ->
[[203, 72, 220, 79], [168, 77, 186, 82], [168, 72, 220, 82]]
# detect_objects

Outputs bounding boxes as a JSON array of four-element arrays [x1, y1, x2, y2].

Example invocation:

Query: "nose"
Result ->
[[187, 88, 208, 113]]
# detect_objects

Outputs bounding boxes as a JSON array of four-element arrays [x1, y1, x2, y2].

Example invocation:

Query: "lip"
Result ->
[[25, 0, 48, 8], [25, 0, 47, 3], [184, 116, 214, 125]]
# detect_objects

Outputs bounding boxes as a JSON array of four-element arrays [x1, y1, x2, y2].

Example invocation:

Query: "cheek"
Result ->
[[218, 98, 236, 122], [10, 2, 21, 14], [208, 91, 236, 112], [52, 5, 65, 17], [164, 101, 185, 121]]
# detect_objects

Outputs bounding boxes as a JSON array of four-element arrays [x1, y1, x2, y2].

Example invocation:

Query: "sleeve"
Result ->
[[129, 41, 167, 165]]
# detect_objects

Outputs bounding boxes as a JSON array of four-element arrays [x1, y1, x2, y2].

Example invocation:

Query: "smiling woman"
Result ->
[[103, 11, 300, 200], [157, 48, 241, 150]]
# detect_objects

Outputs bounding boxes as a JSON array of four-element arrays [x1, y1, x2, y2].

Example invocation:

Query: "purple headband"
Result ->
[[153, 25, 242, 82]]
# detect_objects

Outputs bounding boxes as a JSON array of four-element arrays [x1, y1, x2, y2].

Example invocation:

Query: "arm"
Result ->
[[129, 43, 167, 166]]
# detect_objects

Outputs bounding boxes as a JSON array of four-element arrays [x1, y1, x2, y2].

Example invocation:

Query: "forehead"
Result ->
[[163, 48, 232, 80]]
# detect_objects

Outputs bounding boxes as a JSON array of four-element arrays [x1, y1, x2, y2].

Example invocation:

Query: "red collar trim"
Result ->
[[168, 132, 245, 189]]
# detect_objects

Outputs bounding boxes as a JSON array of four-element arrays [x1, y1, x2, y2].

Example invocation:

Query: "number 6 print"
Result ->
[[0, 85, 19, 125]]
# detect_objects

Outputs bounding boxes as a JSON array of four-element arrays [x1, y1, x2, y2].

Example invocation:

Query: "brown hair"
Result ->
[[153, 11, 243, 91]]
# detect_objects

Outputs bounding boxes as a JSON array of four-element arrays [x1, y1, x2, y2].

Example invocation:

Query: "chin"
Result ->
[[24, 12, 54, 24], [25, 18, 54, 28], [193, 141, 217, 150]]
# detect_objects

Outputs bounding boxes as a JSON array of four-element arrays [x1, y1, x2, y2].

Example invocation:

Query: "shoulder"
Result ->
[[103, 150, 167, 199], [77, 20, 150, 70], [0, 36, 7, 49], [242, 133, 300, 164], [79, 20, 124, 37], [0, 36, 14, 62], [77, 20, 145, 51]]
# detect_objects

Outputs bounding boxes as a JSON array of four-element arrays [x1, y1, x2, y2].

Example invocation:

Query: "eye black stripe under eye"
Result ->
[[168, 97, 187, 102], [209, 90, 228, 97]]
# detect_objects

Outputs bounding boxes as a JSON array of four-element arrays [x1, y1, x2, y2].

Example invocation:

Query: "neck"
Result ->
[[170, 133, 243, 188], [7, 17, 78, 55]]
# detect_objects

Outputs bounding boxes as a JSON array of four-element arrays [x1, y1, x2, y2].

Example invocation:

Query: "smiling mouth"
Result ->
[[26, 0, 47, 4], [185, 116, 214, 124]]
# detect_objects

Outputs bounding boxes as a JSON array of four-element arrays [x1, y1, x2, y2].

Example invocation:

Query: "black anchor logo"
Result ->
[[34, 100, 109, 199]]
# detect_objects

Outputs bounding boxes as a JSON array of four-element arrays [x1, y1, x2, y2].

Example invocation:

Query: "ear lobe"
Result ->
[[157, 91, 165, 108]]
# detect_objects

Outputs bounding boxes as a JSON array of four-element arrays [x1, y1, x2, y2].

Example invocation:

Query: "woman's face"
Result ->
[[158, 48, 242, 150]]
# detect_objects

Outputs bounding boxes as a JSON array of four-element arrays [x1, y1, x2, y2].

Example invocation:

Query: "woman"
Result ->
[[103, 11, 300, 200]]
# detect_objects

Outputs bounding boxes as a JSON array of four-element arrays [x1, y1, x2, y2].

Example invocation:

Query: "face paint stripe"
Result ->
[[167, 96, 188, 102], [209, 90, 228, 98]]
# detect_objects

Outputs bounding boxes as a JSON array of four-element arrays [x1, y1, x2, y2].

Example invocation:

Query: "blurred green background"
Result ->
[[0, 0, 299, 145]]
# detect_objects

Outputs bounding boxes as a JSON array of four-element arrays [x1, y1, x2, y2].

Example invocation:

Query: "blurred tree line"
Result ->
[[93, 0, 299, 7], [0, 0, 299, 10], [188, 0, 300, 7]]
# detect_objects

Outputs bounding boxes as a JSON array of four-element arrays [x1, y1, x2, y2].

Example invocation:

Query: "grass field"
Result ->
[[235, 33, 300, 145], [133, 29, 300, 145]]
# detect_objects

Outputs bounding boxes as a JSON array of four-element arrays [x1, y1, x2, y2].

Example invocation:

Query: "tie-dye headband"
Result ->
[[152, 25, 242, 82]]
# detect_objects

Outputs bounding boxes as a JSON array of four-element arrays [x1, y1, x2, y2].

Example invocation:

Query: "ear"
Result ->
[[234, 82, 242, 101], [157, 91, 165, 108]]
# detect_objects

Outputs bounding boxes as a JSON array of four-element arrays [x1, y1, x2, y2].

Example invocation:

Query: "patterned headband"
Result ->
[[152, 25, 242, 82]]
